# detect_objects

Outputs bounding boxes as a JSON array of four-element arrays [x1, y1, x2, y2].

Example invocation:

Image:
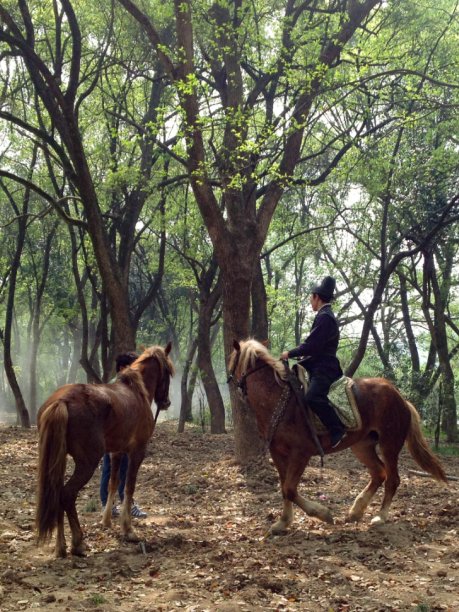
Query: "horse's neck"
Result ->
[[247, 366, 284, 430], [141, 362, 158, 402]]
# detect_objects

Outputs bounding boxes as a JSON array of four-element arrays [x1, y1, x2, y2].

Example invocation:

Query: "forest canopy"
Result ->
[[0, 0, 458, 454]]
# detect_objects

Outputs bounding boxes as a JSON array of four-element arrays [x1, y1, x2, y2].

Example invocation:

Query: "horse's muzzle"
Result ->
[[158, 399, 171, 411]]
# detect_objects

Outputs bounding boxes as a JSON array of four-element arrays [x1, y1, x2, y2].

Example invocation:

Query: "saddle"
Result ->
[[291, 363, 361, 433]]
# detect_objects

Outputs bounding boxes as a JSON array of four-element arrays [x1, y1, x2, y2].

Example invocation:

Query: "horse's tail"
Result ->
[[405, 401, 447, 483], [36, 400, 68, 543]]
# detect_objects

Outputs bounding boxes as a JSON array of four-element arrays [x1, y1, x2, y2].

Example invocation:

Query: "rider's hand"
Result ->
[[280, 351, 289, 360]]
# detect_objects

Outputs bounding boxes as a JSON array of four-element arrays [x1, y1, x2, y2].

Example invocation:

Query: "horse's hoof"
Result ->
[[268, 522, 288, 536], [346, 514, 362, 523], [370, 515, 386, 526], [102, 518, 112, 528], [124, 531, 140, 543], [70, 546, 86, 557], [55, 548, 67, 559], [318, 509, 334, 524]]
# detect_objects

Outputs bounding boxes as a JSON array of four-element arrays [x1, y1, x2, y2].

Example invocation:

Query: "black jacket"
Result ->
[[287, 304, 342, 380]]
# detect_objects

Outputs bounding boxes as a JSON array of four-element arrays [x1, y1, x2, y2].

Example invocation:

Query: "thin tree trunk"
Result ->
[[28, 223, 57, 423], [423, 251, 457, 442], [178, 337, 198, 433], [251, 260, 269, 342], [197, 310, 225, 434], [1, 186, 31, 427]]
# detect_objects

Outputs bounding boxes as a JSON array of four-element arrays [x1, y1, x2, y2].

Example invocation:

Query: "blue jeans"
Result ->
[[100, 453, 128, 506]]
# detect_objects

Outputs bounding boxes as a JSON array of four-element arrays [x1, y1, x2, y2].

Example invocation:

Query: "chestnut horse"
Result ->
[[228, 339, 447, 534], [36, 343, 174, 557]]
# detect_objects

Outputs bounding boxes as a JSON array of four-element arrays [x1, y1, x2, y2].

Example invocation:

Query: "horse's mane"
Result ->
[[131, 345, 175, 377], [234, 339, 287, 383], [116, 368, 150, 407]]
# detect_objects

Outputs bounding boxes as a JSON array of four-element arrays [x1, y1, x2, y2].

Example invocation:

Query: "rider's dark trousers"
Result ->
[[304, 373, 344, 435]]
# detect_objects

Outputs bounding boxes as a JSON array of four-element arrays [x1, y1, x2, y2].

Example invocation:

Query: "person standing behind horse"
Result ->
[[281, 276, 347, 448], [99, 351, 147, 518]]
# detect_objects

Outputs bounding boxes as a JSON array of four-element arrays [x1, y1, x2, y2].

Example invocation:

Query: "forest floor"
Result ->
[[0, 421, 457, 612]]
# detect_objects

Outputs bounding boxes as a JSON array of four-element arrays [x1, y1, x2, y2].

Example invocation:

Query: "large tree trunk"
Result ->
[[221, 259, 264, 461]]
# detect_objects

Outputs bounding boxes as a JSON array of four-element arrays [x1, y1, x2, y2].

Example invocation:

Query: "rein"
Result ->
[[264, 383, 291, 454]]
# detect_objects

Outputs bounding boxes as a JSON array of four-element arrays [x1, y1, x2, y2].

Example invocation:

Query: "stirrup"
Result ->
[[331, 431, 347, 449]]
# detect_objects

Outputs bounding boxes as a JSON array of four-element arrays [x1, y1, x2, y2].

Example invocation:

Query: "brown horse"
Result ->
[[36, 343, 174, 557], [228, 339, 447, 534]]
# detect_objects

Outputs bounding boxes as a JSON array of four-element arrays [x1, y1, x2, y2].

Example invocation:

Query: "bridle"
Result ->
[[227, 350, 269, 396], [153, 365, 172, 423]]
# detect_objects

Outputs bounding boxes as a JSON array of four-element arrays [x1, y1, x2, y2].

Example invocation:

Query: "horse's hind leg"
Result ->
[[347, 438, 386, 523], [63, 456, 100, 555], [371, 440, 402, 525], [55, 508, 66, 558], [102, 453, 123, 528], [119, 447, 146, 542]]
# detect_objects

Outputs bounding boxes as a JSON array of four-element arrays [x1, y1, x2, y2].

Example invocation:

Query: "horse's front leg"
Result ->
[[293, 492, 334, 524], [270, 498, 294, 535], [270, 449, 333, 535], [119, 447, 146, 542]]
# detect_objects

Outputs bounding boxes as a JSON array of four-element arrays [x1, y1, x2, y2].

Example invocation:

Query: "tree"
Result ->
[[117, 0, 382, 462], [0, 149, 39, 427], [0, 1, 171, 364]]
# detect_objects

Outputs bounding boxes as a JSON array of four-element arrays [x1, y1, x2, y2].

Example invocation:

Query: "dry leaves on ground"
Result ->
[[0, 422, 458, 611]]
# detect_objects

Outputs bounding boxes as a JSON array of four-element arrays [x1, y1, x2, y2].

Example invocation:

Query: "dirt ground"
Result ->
[[0, 422, 457, 612]]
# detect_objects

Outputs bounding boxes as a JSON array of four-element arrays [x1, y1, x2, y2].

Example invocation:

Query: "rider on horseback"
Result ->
[[281, 276, 347, 448]]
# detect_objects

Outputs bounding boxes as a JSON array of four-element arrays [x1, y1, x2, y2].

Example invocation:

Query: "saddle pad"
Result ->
[[291, 364, 361, 433], [328, 376, 361, 431]]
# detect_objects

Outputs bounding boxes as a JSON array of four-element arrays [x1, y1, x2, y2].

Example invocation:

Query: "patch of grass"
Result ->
[[184, 483, 198, 495], [434, 444, 459, 457], [84, 498, 99, 512], [90, 593, 106, 605], [414, 603, 430, 612], [421, 427, 459, 456]]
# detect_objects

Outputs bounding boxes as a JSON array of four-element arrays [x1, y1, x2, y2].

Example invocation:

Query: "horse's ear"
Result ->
[[233, 339, 240, 351], [261, 339, 270, 347], [165, 341, 172, 355]]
